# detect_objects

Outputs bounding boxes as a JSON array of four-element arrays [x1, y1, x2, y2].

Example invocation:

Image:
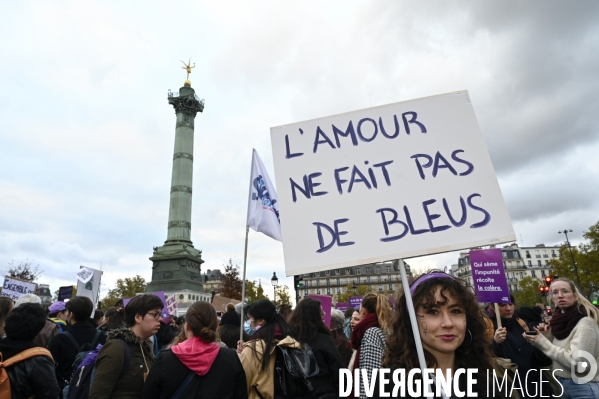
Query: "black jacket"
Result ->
[[0, 338, 61, 399], [140, 347, 247, 399], [48, 321, 107, 386], [305, 331, 344, 397]]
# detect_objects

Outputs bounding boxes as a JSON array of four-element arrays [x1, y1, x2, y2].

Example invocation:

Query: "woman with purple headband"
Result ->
[[377, 271, 507, 398]]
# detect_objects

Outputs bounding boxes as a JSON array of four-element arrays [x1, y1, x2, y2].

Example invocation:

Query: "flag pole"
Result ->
[[240, 226, 249, 342], [398, 259, 429, 380], [240, 149, 256, 342]]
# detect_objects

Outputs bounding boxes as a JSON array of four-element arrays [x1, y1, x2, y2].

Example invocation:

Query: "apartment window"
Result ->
[[345, 268, 350, 274], [325, 270, 330, 275], [354, 268, 360, 275], [386, 266, 391, 273], [388, 284, 393, 290], [513, 251, 519, 258], [366, 276, 371, 283], [327, 288, 331, 295], [516, 261, 521, 266], [316, 280, 320, 287], [326, 279, 330, 286], [378, 285, 383, 292], [317, 289, 321, 294], [538, 260, 542, 266], [375, 267, 381, 274], [337, 288, 342, 293], [541, 270, 546, 277], [526, 250, 531, 258], [336, 278, 340, 285], [531, 270, 537, 278], [377, 275, 382, 283], [528, 261, 532, 266], [366, 267, 371, 274], [356, 277, 361, 284], [335, 269, 340, 275], [502, 252, 507, 259]]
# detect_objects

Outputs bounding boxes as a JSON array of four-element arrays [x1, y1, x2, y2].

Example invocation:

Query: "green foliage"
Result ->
[[6, 259, 43, 283], [245, 280, 269, 302], [513, 276, 545, 307], [220, 259, 243, 300], [335, 284, 371, 303], [274, 285, 292, 306], [101, 275, 147, 308], [548, 220, 599, 298]]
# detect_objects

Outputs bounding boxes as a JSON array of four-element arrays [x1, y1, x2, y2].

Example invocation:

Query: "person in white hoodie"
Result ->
[[525, 277, 599, 398], [141, 301, 247, 399]]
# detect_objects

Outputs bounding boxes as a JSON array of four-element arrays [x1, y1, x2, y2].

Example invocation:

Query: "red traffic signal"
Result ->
[[544, 276, 553, 286], [539, 286, 550, 296]]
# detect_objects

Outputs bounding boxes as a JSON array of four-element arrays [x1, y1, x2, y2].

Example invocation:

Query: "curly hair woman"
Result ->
[[379, 272, 507, 398]]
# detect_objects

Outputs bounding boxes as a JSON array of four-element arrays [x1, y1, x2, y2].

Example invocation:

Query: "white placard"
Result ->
[[77, 266, 102, 317], [1, 277, 37, 300], [270, 91, 516, 276], [76, 267, 94, 284], [166, 294, 178, 316]]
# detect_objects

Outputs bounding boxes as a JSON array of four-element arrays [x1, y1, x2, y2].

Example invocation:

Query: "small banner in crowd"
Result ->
[[349, 296, 363, 310], [166, 293, 178, 316], [77, 266, 102, 317], [469, 248, 510, 304], [58, 286, 74, 301], [1, 277, 37, 300], [308, 294, 332, 328], [335, 302, 349, 312], [76, 267, 94, 284]]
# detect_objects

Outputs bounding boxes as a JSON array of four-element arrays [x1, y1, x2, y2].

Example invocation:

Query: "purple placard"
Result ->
[[308, 295, 332, 327], [58, 286, 73, 301], [470, 249, 510, 304], [336, 302, 349, 312], [349, 296, 363, 310]]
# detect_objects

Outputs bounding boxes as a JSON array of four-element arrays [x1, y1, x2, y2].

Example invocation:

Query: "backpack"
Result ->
[[63, 330, 102, 374], [64, 339, 130, 399], [0, 347, 53, 399], [255, 342, 319, 399]]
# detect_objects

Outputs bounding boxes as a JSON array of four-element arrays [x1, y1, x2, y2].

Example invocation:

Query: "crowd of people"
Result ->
[[0, 272, 598, 398]]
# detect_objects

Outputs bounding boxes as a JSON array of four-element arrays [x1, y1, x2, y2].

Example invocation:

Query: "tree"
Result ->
[[6, 259, 43, 282], [245, 280, 269, 303], [220, 259, 243, 300], [548, 220, 599, 297], [101, 275, 147, 308], [274, 285, 292, 306], [513, 276, 546, 307], [335, 284, 371, 303]]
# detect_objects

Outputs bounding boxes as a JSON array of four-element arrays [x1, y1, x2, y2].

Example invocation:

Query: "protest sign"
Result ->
[[58, 286, 74, 301], [349, 296, 363, 310], [76, 267, 94, 284], [166, 293, 178, 316], [308, 294, 332, 327], [1, 277, 37, 300], [336, 302, 349, 312], [469, 248, 510, 304], [270, 91, 516, 275], [77, 266, 102, 317]]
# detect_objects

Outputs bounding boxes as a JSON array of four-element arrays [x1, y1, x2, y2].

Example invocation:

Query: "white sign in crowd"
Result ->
[[270, 91, 516, 276]]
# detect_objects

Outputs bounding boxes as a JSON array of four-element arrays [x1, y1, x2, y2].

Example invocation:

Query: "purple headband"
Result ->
[[409, 273, 455, 295]]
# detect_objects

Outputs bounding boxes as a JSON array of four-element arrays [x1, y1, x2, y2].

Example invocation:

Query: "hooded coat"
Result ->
[[89, 327, 155, 399], [141, 336, 247, 399]]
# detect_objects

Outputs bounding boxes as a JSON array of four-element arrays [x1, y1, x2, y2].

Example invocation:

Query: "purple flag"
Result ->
[[470, 249, 511, 304]]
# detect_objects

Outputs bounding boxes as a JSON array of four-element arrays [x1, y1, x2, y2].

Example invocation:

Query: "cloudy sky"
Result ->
[[1, 1, 598, 301]]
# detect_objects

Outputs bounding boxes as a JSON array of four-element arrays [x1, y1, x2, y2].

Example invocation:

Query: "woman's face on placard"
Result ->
[[416, 286, 466, 359]]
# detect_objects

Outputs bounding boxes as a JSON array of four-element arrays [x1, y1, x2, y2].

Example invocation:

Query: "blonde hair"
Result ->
[[361, 293, 394, 333], [551, 278, 599, 326]]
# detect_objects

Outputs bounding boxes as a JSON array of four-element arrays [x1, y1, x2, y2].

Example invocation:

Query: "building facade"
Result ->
[[449, 243, 560, 292], [299, 260, 412, 300]]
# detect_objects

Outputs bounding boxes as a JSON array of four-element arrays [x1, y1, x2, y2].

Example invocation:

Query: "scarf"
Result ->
[[550, 304, 587, 340], [350, 312, 379, 371]]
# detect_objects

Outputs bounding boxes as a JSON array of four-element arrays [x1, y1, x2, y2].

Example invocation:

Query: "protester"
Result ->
[[97, 306, 126, 331], [351, 293, 393, 399], [92, 309, 105, 327], [0, 303, 60, 398], [343, 307, 355, 338], [491, 295, 552, 397], [276, 303, 293, 322], [154, 321, 179, 353], [239, 299, 301, 399], [350, 309, 362, 332], [515, 305, 545, 329], [525, 277, 599, 397], [0, 296, 14, 338], [141, 301, 247, 399], [47, 301, 69, 331], [16, 294, 62, 348], [330, 308, 353, 366], [48, 296, 107, 389], [89, 294, 163, 398], [218, 304, 248, 349], [288, 298, 343, 398], [379, 271, 507, 398]]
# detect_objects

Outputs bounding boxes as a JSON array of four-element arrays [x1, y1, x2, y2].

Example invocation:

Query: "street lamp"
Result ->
[[352, 281, 357, 296], [558, 229, 583, 295], [271, 272, 279, 304]]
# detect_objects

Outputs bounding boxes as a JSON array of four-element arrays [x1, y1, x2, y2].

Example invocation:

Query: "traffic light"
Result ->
[[294, 275, 304, 289], [546, 309, 552, 316], [544, 276, 553, 286], [539, 286, 550, 296]]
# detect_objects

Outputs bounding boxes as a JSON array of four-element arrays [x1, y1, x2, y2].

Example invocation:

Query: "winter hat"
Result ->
[[15, 294, 41, 307], [219, 309, 241, 327], [48, 301, 67, 314]]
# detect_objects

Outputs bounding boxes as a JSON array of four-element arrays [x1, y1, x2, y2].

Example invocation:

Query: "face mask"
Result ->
[[244, 320, 256, 336]]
